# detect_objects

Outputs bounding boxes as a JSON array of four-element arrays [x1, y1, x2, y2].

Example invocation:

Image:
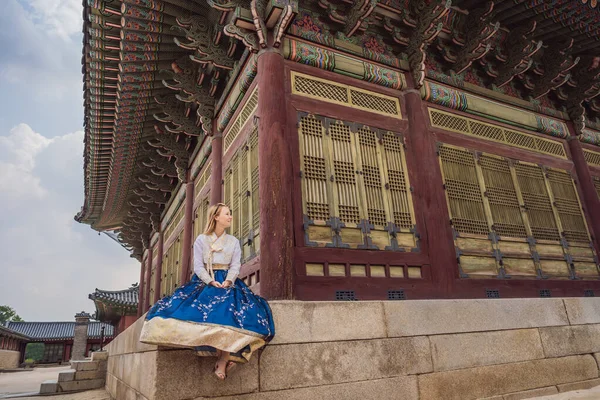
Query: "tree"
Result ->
[[0, 305, 23, 324]]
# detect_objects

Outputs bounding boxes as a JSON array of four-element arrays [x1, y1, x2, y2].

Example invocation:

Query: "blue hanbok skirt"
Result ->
[[139, 271, 275, 363]]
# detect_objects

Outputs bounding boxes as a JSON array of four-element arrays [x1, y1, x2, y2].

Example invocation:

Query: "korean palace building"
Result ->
[[75, 0, 600, 399]]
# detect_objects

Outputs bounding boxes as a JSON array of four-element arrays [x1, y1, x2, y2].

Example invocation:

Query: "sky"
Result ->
[[0, 0, 140, 321]]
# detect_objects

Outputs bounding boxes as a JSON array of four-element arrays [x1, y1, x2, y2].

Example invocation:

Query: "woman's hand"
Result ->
[[209, 281, 223, 288], [222, 280, 233, 288]]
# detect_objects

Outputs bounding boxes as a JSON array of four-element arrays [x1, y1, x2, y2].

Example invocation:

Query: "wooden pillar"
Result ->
[[180, 181, 194, 285], [154, 232, 164, 303], [257, 46, 295, 299], [137, 258, 145, 318], [567, 128, 600, 252], [145, 237, 153, 311], [210, 133, 223, 205], [19, 342, 26, 364], [404, 90, 457, 297]]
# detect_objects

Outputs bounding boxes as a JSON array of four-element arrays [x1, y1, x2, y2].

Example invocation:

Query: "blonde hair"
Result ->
[[204, 203, 228, 235]]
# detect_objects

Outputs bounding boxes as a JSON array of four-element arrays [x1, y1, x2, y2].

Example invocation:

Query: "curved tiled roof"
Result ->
[[6, 321, 114, 341], [0, 325, 32, 341], [89, 285, 139, 307]]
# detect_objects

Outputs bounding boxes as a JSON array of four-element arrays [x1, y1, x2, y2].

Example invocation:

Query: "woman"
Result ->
[[140, 203, 275, 380]]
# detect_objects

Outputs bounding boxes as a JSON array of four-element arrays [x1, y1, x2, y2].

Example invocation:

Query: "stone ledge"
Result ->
[[563, 298, 600, 325], [71, 360, 99, 371], [193, 376, 418, 400], [556, 378, 600, 392], [385, 299, 568, 337], [270, 301, 387, 345], [75, 369, 106, 380], [40, 380, 58, 394], [260, 337, 431, 391], [57, 369, 76, 382], [417, 355, 598, 400], [430, 329, 544, 372], [539, 324, 600, 358]]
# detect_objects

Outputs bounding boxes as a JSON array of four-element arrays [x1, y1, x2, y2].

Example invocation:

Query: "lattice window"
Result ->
[[330, 122, 361, 224], [291, 72, 402, 118], [546, 169, 590, 243], [250, 126, 260, 238], [514, 163, 560, 241], [594, 177, 600, 199], [149, 254, 158, 307], [299, 115, 330, 221], [224, 88, 259, 153], [584, 149, 600, 167], [299, 114, 416, 249], [161, 234, 182, 296], [224, 126, 259, 261], [350, 89, 399, 116], [479, 155, 527, 238], [382, 133, 414, 229], [294, 75, 348, 103], [439, 145, 490, 235], [429, 108, 567, 159]]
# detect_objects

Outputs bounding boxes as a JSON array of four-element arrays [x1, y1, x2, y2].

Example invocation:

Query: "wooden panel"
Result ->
[[250, 126, 260, 255], [459, 256, 498, 276], [370, 265, 386, 277], [503, 258, 536, 276], [407, 266, 422, 278], [540, 259, 570, 278], [389, 266, 404, 277], [574, 262, 599, 277], [306, 225, 333, 247], [546, 169, 590, 243], [350, 264, 367, 277], [306, 263, 325, 276], [594, 177, 600, 199], [455, 237, 493, 253], [328, 264, 346, 276]]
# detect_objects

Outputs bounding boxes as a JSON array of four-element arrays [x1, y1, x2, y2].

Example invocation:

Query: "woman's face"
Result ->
[[215, 206, 232, 229]]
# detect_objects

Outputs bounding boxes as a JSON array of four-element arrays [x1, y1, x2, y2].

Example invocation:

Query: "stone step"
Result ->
[[91, 351, 108, 361], [57, 369, 76, 382], [70, 360, 99, 371], [39, 379, 58, 394], [59, 378, 105, 392]]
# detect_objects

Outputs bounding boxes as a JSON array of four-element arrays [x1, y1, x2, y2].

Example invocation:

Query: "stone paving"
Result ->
[[0, 367, 70, 397], [8, 389, 109, 400], [529, 385, 600, 400]]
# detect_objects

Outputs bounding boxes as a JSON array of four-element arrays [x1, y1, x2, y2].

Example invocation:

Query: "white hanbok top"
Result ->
[[193, 232, 242, 284]]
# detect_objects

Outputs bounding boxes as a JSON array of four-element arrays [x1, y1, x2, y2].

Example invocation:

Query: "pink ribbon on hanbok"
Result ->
[[206, 234, 225, 280]]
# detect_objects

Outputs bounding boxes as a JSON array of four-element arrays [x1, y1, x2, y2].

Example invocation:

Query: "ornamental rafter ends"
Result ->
[[148, 124, 192, 182], [162, 57, 215, 136], [224, 0, 297, 52], [559, 56, 600, 134], [318, 0, 377, 37], [384, 0, 451, 89], [442, 1, 499, 75], [173, 15, 236, 70], [490, 21, 542, 88], [154, 95, 204, 137], [529, 39, 580, 100]]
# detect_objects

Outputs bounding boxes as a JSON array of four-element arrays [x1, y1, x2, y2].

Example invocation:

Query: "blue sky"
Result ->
[[0, 0, 140, 321]]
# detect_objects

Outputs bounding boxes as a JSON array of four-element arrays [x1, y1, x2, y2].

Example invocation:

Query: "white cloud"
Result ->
[[0, 123, 140, 321], [26, 0, 82, 39]]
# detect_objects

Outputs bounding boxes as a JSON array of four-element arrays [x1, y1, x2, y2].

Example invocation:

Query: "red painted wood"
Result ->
[[145, 237, 153, 312], [137, 258, 145, 318], [404, 90, 457, 296], [153, 232, 163, 303], [180, 182, 194, 285], [210, 134, 223, 205], [257, 48, 295, 299], [567, 125, 600, 254]]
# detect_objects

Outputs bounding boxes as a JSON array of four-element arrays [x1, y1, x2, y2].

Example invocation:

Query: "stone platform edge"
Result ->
[[105, 298, 600, 400]]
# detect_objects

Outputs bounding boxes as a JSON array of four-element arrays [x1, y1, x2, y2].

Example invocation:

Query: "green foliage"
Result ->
[[0, 305, 23, 324], [24, 343, 44, 361]]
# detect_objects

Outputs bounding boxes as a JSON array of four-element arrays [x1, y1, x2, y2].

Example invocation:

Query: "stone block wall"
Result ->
[[0, 349, 20, 369], [105, 298, 600, 400], [40, 350, 108, 394]]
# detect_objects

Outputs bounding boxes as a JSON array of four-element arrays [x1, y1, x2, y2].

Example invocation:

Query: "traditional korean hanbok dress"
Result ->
[[140, 232, 275, 363]]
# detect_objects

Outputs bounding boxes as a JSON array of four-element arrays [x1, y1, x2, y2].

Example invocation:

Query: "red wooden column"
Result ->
[[145, 237, 153, 311], [567, 127, 600, 252], [210, 133, 223, 205], [180, 181, 194, 285], [404, 90, 457, 297], [257, 45, 294, 299], [154, 232, 164, 302], [137, 258, 145, 318]]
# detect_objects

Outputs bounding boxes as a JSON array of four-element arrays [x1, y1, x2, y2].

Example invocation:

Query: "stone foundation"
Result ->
[[0, 349, 20, 369], [105, 298, 600, 400]]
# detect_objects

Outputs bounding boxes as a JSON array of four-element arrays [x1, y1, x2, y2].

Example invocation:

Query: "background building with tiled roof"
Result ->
[[7, 316, 113, 364], [89, 284, 139, 335], [0, 325, 31, 369]]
